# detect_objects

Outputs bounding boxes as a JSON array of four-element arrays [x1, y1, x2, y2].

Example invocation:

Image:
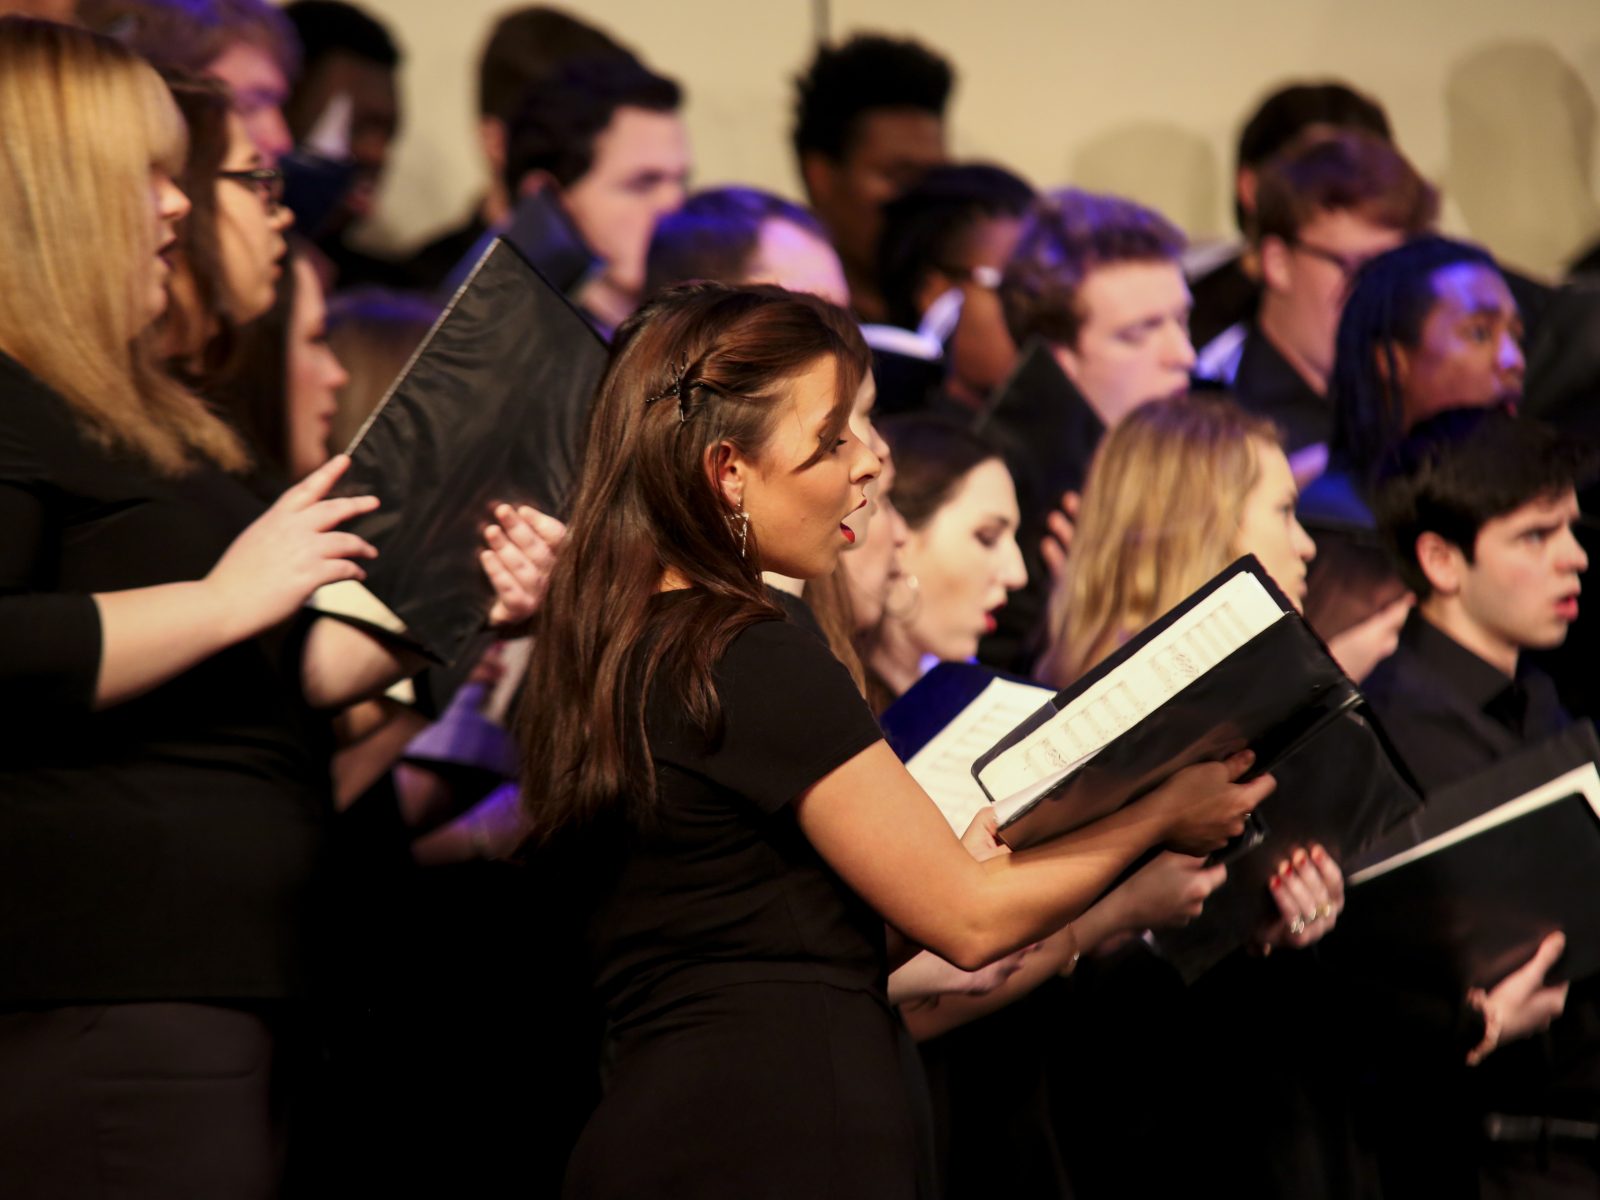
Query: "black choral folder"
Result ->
[[1334, 722, 1600, 994], [969, 555, 1418, 978], [319, 235, 609, 668]]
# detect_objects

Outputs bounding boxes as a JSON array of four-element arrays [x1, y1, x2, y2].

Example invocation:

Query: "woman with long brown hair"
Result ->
[[517, 282, 1271, 1196]]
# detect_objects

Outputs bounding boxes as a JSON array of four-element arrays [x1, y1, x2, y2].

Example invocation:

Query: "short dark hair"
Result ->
[[877, 163, 1035, 329], [79, 0, 300, 78], [792, 33, 953, 163], [1000, 188, 1186, 349], [503, 53, 681, 196], [283, 1, 399, 72], [1374, 406, 1598, 597], [1235, 80, 1391, 229], [1253, 129, 1436, 246], [477, 5, 630, 124], [1328, 235, 1503, 474], [645, 187, 826, 297]]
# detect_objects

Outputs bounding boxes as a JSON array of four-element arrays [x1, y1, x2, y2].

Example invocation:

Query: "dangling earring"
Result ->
[[884, 570, 920, 621], [731, 500, 750, 559]]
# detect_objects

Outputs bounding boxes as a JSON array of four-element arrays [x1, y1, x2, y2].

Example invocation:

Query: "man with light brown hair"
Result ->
[[78, 0, 300, 159], [1203, 129, 1438, 457]]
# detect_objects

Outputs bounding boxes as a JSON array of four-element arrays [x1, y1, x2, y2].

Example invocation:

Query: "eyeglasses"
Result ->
[[218, 166, 285, 213], [936, 264, 1003, 291], [1290, 239, 1372, 281]]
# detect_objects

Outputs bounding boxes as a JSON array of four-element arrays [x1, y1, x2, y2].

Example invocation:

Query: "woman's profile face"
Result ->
[[215, 112, 290, 322], [1231, 437, 1317, 612], [143, 167, 190, 328], [738, 360, 882, 580], [286, 256, 348, 481], [897, 457, 1027, 661], [843, 374, 890, 542], [840, 452, 909, 631]]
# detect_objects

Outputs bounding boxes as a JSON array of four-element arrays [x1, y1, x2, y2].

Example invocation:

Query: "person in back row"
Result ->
[[1189, 79, 1393, 353], [1201, 129, 1437, 464], [1363, 406, 1593, 1200], [872, 162, 1035, 413], [80, 0, 300, 159], [502, 51, 688, 331], [402, 4, 632, 290], [981, 187, 1194, 669], [644, 185, 848, 307], [792, 32, 953, 322], [1299, 235, 1523, 639]]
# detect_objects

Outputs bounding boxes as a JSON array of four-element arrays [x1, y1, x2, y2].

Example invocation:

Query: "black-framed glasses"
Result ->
[[1290, 239, 1371, 281], [218, 166, 285, 212]]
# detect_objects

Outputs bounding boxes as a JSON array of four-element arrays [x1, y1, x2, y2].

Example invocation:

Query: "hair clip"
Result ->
[[645, 357, 695, 423]]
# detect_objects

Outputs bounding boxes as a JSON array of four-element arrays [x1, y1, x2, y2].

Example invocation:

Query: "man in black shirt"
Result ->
[[1205, 130, 1435, 464], [792, 34, 954, 322], [1189, 80, 1393, 354], [402, 6, 632, 292], [1366, 406, 1598, 1199]]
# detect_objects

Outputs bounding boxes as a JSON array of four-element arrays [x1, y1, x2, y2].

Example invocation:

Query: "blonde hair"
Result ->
[[0, 18, 247, 475], [1040, 395, 1279, 686]]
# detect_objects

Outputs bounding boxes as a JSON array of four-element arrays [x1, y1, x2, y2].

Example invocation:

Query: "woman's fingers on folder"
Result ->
[[1490, 932, 1570, 1046], [1153, 755, 1275, 855], [482, 502, 566, 629], [959, 806, 1010, 862], [1263, 846, 1341, 949], [1121, 852, 1227, 930]]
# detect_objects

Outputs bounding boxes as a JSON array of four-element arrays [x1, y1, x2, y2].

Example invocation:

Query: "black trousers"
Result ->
[[0, 1002, 283, 1200]]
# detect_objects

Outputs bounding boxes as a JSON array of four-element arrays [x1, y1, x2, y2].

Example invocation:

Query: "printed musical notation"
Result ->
[[906, 677, 1054, 834], [979, 571, 1285, 818]]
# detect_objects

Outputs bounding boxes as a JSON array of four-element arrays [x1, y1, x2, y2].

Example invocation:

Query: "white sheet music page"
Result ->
[[1349, 762, 1600, 884], [977, 570, 1285, 821], [906, 677, 1054, 834]]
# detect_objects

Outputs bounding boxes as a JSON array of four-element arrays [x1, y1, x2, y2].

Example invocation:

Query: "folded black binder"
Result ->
[[969, 555, 1418, 978], [325, 235, 609, 666], [1334, 722, 1600, 993]]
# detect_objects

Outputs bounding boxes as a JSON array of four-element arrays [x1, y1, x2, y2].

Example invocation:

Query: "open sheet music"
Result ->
[[976, 570, 1286, 819]]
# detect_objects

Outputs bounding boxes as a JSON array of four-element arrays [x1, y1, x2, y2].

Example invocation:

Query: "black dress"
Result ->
[[0, 350, 331, 1004], [560, 612, 917, 1198]]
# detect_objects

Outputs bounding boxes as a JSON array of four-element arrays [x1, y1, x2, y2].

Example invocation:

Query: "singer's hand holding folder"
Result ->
[[881, 557, 1418, 979], [972, 556, 1414, 856]]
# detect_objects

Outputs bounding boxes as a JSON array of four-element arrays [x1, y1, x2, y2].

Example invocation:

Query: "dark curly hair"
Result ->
[[792, 33, 953, 163]]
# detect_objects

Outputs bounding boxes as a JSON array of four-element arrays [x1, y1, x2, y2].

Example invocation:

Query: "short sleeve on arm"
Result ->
[[658, 619, 883, 814], [0, 481, 103, 719]]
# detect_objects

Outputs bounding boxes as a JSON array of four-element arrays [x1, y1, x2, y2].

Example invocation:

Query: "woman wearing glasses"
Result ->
[[160, 71, 291, 379], [0, 21, 548, 1197]]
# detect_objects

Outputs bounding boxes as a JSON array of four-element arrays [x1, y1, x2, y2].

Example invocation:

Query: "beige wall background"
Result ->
[[353, 0, 1600, 280]]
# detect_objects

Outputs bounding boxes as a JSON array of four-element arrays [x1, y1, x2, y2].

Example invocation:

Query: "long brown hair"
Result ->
[[518, 283, 869, 842], [0, 18, 247, 475]]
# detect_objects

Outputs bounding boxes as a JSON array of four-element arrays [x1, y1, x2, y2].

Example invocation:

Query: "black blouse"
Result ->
[[569, 611, 886, 1030], [0, 352, 332, 1004]]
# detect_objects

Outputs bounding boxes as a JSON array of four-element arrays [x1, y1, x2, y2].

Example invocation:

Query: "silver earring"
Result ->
[[732, 503, 749, 558]]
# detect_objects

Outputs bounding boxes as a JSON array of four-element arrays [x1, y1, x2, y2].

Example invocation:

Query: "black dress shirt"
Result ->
[[1233, 322, 1333, 453], [1362, 610, 1569, 793], [1360, 610, 1600, 1197]]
